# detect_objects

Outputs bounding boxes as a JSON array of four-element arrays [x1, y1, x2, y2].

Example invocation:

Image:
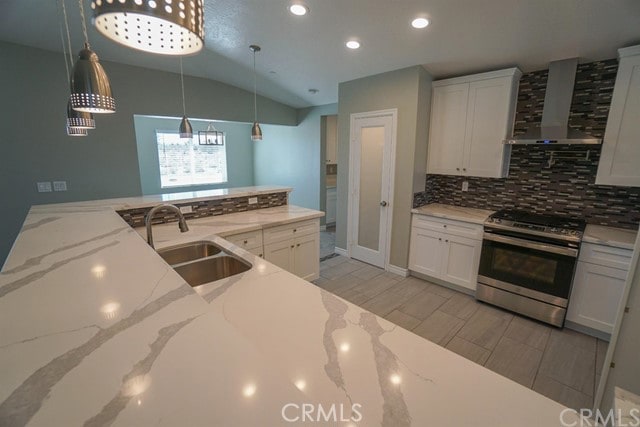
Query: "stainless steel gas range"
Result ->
[[476, 209, 586, 327]]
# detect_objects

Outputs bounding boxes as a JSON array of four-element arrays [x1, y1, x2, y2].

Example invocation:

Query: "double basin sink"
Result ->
[[157, 241, 251, 287]]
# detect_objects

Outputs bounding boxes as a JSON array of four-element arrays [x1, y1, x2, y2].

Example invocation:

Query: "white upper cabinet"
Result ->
[[596, 45, 640, 187], [427, 68, 521, 178], [325, 115, 338, 164]]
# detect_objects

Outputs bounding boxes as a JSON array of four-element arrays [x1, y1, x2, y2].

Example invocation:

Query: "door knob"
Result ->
[[380, 201, 388, 207]]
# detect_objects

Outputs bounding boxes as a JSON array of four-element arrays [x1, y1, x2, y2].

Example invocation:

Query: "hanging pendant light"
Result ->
[[198, 122, 224, 145], [70, 0, 115, 113], [67, 99, 96, 129], [250, 45, 262, 141], [91, 0, 204, 56], [66, 126, 89, 137], [178, 57, 193, 138]]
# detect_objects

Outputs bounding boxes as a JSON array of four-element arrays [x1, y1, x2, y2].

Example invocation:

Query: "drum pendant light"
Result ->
[[70, 0, 115, 113], [250, 45, 262, 141], [178, 57, 193, 138], [67, 99, 96, 129], [91, 0, 204, 56]]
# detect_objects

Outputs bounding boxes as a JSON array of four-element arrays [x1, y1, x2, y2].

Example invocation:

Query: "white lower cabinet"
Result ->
[[326, 188, 337, 224], [264, 219, 320, 281], [567, 243, 632, 335], [408, 214, 482, 292]]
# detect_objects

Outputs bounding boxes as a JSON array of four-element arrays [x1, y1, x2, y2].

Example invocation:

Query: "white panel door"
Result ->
[[567, 261, 629, 334], [349, 111, 396, 268], [264, 240, 294, 273], [294, 233, 320, 281], [326, 188, 337, 224], [463, 77, 512, 177], [440, 234, 481, 291], [427, 83, 469, 175], [408, 228, 443, 277]]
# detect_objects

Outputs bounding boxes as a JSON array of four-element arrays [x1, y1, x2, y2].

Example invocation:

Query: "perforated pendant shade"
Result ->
[[66, 126, 89, 137], [70, 43, 116, 113], [92, 0, 204, 55], [179, 115, 193, 138], [66, 99, 96, 129]]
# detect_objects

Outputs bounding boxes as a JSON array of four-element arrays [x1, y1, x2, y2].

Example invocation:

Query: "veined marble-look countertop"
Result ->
[[411, 203, 495, 225], [0, 196, 577, 426], [583, 224, 638, 250]]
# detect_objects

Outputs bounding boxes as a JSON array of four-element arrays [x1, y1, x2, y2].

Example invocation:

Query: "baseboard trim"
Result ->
[[334, 247, 348, 257], [320, 225, 327, 231], [386, 264, 409, 277], [565, 320, 611, 341]]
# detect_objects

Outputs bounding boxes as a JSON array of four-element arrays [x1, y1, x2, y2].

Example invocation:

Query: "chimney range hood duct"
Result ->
[[504, 58, 602, 145]]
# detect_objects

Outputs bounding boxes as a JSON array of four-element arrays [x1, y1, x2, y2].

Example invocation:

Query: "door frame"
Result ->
[[346, 108, 397, 269]]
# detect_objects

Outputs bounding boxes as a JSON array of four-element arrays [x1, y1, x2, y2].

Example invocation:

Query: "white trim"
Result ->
[[347, 108, 398, 269], [432, 67, 522, 87], [386, 264, 409, 278], [320, 225, 327, 231], [334, 247, 349, 257], [618, 44, 640, 58]]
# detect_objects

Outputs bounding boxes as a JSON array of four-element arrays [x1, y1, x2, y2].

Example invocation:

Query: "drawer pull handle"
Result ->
[[259, 254, 263, 258], [293, 229, 297, 232], [291, 245, 295, 249], [297, 243, 300, 247], [445, 240, 449, 243], [456, 168, 460, 171], [443, 225, 447, 228], [439, 238, 442, 241], [244, 240, 248, 244]]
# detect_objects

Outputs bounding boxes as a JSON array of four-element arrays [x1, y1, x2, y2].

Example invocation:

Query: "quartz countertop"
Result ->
[[0, 195, 577, 426], [411, 203, 495, 225], [583, 224, 638, 250]]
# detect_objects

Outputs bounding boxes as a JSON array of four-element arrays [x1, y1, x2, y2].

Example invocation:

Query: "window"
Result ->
[[156, 131, 227, 188]]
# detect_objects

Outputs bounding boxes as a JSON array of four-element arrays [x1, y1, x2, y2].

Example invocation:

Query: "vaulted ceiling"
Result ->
[[1, 0, 639, 108]]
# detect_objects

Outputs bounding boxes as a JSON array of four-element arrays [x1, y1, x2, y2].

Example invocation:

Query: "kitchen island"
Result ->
[[0, 188, 578, 426]]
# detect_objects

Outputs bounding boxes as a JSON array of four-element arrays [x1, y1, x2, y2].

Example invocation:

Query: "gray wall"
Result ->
[[254, 103, 338, 210], [0, 41, 297, 265], [335, 66, 432, 268], [133, 116, 254, 195]]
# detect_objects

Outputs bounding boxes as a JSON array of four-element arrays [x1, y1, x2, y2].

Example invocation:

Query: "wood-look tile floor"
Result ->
[[312, 255, 609, 411]]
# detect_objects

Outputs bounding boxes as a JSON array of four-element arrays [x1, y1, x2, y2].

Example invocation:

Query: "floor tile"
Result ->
[[485, 336, 543, 388], [320, 260, 366, 280], [384, 310, 422, 331], [350, 264, 385, 281], [320, 255, 349, 268], [439, 293, 480, 321], [361, 289, 413, 317], [334, 287, 372, 306], [397, 291, 447, 320], [503, 316, 551, 351], [445, 336, 491, 365], [456, 306, 513, 350], [413, 310, 465, 346], [389, 277, 430, 299], [425, 283, 457, 299], [533, 374, 594, 411], [319, 274, 363, 294], [349, 274, 400, 298], [538, 330, 596, 396]]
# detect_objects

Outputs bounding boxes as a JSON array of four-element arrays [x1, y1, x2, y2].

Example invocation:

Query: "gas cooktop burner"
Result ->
[[485, 209, 586, 241]]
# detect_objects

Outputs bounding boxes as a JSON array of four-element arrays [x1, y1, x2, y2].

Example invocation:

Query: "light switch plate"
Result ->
[[248, 197, 258, 204], [462, 181, 469, 192], [37, 182, 52, 193], [179, 205, 193, 214], [53, 181, 67, 192]]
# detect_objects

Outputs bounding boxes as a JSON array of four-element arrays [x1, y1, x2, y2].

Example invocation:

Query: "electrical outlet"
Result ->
[[37, 182, 52, 193], [179, 205, 193, 214], [53, 181, 67, 192], [462, 181, 469, 192], [248, 197, 258, 205]]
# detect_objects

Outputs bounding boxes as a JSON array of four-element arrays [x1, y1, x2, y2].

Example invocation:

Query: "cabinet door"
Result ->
[[326, 115, 338, 164], [326, 189, 337, 224], [294, 233, 320, 281], [566, 261, 628, 334], [440, 234, 481, 291], [408, 227, 443, 277], [264, 239, 294, 273], [427, 83, 469, 175], [248, 246, 264, 259], [596, 51, 640, 186], [463, 77, 514, 178]]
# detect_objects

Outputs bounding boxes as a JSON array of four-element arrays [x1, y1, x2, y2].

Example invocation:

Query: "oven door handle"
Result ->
[[483, 233, 579, 258]]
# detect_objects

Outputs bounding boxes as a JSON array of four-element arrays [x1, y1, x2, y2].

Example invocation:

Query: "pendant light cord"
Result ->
[[57, 0, 71, 82], [253, 50, 258, 123], [78, 0, 89, 45], [180, 57, 187, 116]]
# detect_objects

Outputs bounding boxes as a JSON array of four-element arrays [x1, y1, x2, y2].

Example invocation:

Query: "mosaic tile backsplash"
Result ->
[[414, 59, 640, 230], [118, 191, 289, 228]]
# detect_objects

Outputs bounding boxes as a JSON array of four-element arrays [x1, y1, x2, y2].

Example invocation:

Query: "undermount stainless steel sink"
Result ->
[[173, 256, 251, 287], [157, 241, 222, 265], [156, 241, 251, 287]]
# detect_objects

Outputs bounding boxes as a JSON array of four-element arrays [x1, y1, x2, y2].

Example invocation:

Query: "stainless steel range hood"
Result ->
[[504, 58, 602, 145]]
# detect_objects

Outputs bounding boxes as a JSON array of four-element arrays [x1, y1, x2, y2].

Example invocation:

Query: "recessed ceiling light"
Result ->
[[346, 40, 361, 49], [289, 3, 308, 16], [411, 17, 430, 29]]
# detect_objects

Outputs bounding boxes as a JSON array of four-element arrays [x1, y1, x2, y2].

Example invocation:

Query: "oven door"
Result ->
[[478, 231, 578, 306]]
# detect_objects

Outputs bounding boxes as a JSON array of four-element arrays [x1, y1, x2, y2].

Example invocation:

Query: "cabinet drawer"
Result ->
[[412, 214, 483, 240], [579, 243, 633, 270], [225, 230, 263, 250], [263, 219, 319, 245]]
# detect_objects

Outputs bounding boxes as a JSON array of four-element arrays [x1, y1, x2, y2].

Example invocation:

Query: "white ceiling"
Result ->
[[1, 0, 639, 108]]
